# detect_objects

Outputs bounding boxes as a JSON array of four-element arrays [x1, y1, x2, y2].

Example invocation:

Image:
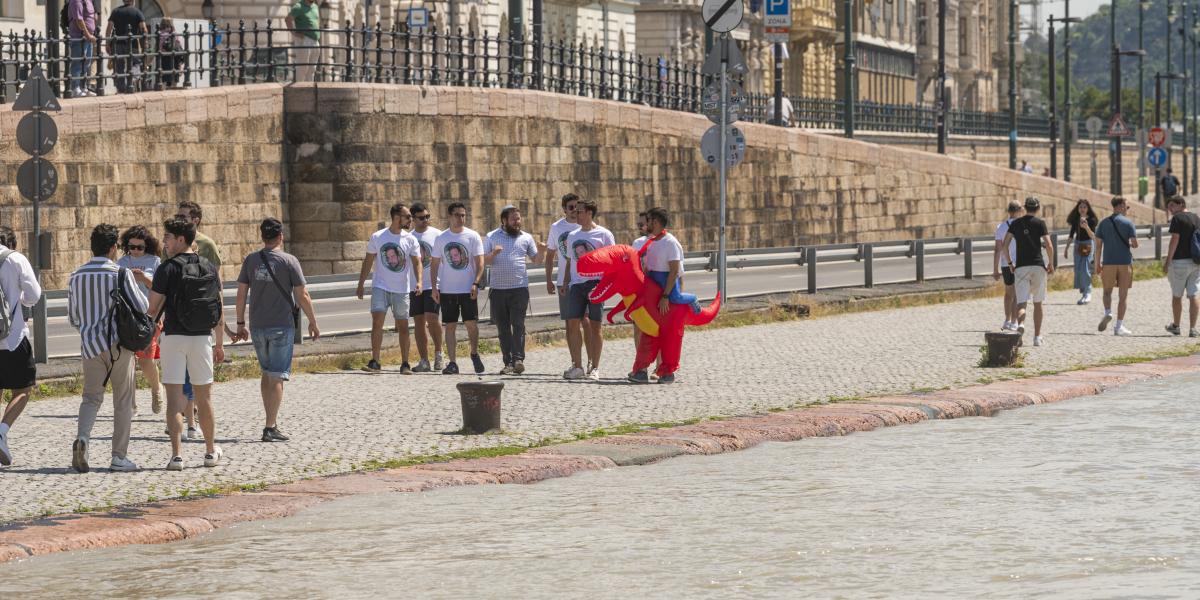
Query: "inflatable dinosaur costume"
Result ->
[[576, 242, 721, 378]]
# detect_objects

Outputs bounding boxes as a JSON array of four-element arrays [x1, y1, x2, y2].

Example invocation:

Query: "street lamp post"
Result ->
[[1193, 12, 1199, 191], [1049, 16, 1058, 178], [1064, 0, 1075, 181], [1115, 47, 1149, 195], [844, 0, 856, 138], [1182, 3, 1190, 193], [1140, 0, 1150, 201], [1111, 0, 1120, 195], [937, 0, 948, 153], [1008, 0, 1018, 169], [1155, 71, 1187, 207], [1169, 1, 1177, 167]]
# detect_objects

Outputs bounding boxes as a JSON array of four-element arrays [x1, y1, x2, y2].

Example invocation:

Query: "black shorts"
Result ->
[[0, 338, 36, 390], [440, 293, 479, 324], [1001, 266, 1015, 286], [409, 290, 440, 317]]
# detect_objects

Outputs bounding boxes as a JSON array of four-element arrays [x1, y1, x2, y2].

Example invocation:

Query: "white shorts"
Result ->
[[1168, 261, 1200, 298], [159, 334, 215, 386], [1014, 265, 1048, 304]]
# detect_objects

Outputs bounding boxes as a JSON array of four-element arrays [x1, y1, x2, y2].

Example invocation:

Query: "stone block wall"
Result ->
[[1, 86, 284, 287]]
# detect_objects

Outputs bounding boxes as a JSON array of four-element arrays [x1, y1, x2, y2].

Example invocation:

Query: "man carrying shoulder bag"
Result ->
[[235, 218, 320, 443]]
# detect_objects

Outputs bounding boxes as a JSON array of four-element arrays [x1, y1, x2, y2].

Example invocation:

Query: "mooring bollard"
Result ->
[[456, 381, 504, 434], [983, 331, 1023, 367]]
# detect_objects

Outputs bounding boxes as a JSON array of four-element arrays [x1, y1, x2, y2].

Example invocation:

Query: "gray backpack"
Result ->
[[0, 249, 16, 340]]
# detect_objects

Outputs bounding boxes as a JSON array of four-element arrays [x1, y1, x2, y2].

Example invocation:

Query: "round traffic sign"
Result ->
[[1149, 127, 1167, 147], [700, 78, 746, 125], [700, 124, 747, 169], [702, 0, 745, 33], [1147, 147, 1168, 168], [17, 157, 58, 202], [16, 112, 58, 156], [1085, 116, 1103, 137]]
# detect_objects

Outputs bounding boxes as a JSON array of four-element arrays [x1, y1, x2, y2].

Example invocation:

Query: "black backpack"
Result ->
[[170, 255, 222, 333], [108, 268, 155, 352], [59, 4, 70, 34], [1164, 175, 1179, 198]]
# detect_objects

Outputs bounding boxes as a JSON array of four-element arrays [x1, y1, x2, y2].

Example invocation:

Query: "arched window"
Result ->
[[139, 0, 164, 20]]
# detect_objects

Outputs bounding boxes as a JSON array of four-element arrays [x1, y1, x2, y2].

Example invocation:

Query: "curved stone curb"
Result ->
[[1, 355, 1196, 563]]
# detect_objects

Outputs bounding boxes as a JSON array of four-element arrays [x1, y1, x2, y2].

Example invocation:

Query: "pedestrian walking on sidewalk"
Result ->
[[1094, 197, 1140, 336], [564, 199, 616, 380], [67, 225, 148, 473], [484, 205, 544, 375], [1161, 168, 1181, 201], [1163, 196, 1200, 337], [175, 201, 224, 438], [992, 201, 1023, 331], [630, 212, 656, 379], [407, 203, 445, 373], [117, 225, 163, 415], [285, 0, 321, 82], [1002, 197, 1056, 347], [105, 0, 148, 94], [356, 204, 422, 374], [628, 207, 699, 384], [149, 216, 226, 471], [431, 203, 486, 375], [235, 218, 320, 442], [545, 193, 583, 376], [1065, 199, 1099, 304], [0, 227, 42, 467]]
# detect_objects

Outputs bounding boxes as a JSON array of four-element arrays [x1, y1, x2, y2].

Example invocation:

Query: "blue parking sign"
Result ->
[[1148, 147, 1168, 168]]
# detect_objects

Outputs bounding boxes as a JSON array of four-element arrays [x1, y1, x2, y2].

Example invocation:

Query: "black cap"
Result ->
[[1024, 197, 1040, 210], [260, 217, 283, 240]]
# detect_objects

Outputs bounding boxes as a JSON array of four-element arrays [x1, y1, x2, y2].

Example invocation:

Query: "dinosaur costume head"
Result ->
[[576, 244, 646, 303]]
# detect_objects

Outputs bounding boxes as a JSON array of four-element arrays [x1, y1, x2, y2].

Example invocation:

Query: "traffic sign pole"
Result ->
[[718, 35, 728, 300]]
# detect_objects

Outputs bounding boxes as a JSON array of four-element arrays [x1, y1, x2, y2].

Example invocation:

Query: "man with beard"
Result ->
[[484, 206, 544, 374]]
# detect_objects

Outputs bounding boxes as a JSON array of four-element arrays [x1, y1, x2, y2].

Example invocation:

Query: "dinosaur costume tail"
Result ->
[[686, 293, 721, 326]]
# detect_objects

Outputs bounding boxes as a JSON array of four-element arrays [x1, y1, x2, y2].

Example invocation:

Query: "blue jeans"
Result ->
[[69, 39, 93, 94], [647, 271, 701, 313], [251, 327, 295, 381], [1073, 241, 1094, 294]]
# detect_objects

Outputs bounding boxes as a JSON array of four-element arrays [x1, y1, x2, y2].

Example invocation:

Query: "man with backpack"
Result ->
[[0, 227, 42, 467], [1161, 168, 1181, 204], [148, 216, 226, 471], [1002, 196, 1056, 347], [1164, 197, 1200, 337], [235, 218, 320, 443], [67, 225, 148, 473], [1093, 196, 1140, 336]]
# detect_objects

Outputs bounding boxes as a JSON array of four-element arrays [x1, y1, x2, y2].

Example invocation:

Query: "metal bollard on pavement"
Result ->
[[456, 381, 504, 434]]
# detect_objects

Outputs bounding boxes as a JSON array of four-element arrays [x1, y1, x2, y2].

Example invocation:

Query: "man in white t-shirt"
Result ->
[[0, 227, 42, 466], [407, 202, 444, 373], [431, 202, 486, 375], [356, 203, 422, 374], [991, 201, 1023, 331], [629, 212, 659, 379], [544, 193, 582, 322], [563, 199, 616, 381], [629, 207, 697, 385]]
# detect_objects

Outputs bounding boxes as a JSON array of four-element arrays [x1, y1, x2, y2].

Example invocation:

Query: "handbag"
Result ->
[[1077, 242, 1092, 257], [259, 250, 302, 342]]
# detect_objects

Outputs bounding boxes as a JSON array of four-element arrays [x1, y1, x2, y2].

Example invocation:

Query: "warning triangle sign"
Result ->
[[12, 66, 62, 112], [1108, 113, 1132, 137]]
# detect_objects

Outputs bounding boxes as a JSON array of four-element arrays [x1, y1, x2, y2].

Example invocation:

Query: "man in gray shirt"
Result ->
[[235, 218, 320, 442]]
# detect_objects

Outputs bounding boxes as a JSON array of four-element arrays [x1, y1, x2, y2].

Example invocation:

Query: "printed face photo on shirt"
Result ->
[[418, 240, 433, 269], [380, 243, 406, 273], [444, 242, 470, 270], [557, 232, 571, 256], [572, 239, 595, 260]]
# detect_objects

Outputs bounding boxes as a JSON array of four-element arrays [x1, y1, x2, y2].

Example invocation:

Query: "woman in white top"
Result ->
[[117, 225, 164, 414]]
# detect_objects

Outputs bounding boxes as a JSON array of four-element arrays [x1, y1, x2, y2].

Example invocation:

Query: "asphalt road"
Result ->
[[39, 241, 1160, 358]]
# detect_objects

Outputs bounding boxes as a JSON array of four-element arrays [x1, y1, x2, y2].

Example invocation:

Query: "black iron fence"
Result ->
[[0, 19, 1062, 140]]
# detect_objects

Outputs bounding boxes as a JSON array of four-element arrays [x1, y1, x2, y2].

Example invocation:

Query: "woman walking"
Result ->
[[1065, 199, 1099, 305], [117, 226, 164, 414]]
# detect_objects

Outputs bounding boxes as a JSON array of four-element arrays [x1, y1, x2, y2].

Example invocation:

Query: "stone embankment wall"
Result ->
[[3, 82, 1166, 285]]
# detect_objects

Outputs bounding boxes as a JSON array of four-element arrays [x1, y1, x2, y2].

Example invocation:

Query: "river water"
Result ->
[[4, 373, 1199, 599]]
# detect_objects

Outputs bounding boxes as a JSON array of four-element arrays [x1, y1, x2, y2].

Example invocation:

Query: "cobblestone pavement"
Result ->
[[1, 278, 1196, 523]]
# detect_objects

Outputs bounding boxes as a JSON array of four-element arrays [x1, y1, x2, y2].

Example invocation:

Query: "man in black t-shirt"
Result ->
[[1002, 197, 1056, 347], [105, 0, 147, 93], [1164, 197, 1200, 337]]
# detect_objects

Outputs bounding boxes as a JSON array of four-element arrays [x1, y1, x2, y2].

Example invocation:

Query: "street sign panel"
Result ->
[[1107, 113, 1132, 137], [17, 157, 59, 202], [701, 125, 747, 169], [11, 65, 62, 112], [1085, 116, 1103, 138], [1148, 146, 1168, 168], [1149, 127, 1167, 147], [16, 112, 59, 156], [701, 78, 747, 124], [765, 0, 790, 42], [702, 0, 745, 33], [702, 37, 748, 76], [407, 8, 428, 29]]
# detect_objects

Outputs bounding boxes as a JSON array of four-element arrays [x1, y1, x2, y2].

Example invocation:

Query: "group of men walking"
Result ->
[[993, 195, 1200, 344]]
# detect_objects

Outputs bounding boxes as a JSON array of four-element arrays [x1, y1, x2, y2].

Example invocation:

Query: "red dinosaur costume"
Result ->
[[576, 243, 721, 378]]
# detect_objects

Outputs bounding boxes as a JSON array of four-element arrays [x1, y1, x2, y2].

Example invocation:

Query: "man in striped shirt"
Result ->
[[67, 224, 148, 473]]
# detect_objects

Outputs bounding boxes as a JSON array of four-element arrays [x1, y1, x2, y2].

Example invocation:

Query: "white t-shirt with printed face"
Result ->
[[644, 232, 685, 274], [566, 225, 616, 285], [995, 218, 1017, 268], [433, 227, 485, 294], [367, 228, 422, 294], [547, 218, 581, 287], [408, 226, 442, 292]]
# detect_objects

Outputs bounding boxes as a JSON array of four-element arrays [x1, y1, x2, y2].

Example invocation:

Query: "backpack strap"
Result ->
[[0, 249, 20, 323]]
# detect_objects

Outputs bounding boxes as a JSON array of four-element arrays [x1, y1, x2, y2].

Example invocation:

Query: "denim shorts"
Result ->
[[566, 280, 603, 321], [252, 327, 295, 381], [370, 287, 411, 320]]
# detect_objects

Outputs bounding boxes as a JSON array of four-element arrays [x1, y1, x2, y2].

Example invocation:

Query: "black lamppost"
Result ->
[[844, 0, 855, 138], [936, 0, 948, 153], [1139, 0, 1150, 201], [1182, 3, 1190, 192], [1048, 14, 1083, 179], [1155, 71, 1187, 207], [1193, 11, 1199, 191], [1110, 0, 1120, 194], [1114, 47, 1148, 194], [202, 0, 216, 87], [1008, 0, 1018, 169], [1168, 2, 1177, 156]]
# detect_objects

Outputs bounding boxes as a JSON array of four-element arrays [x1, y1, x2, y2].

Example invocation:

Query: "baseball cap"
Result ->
[[1023, 197, 1040, 210]]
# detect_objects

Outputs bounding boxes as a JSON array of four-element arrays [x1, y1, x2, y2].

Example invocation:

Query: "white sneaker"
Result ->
[[434, 353, 445, 371], [186, 426, 201, 440], [563, 366, 586, 380], [1082, 293, 1092, 304], [588, 367, 601, 381], [0, 430, 11, 466], [1098, 314, 1113, 332], [1033, 336, 1045, 347], [1002, 321, 1012, 331], [1017, 324, 1026, 336], [204, 446, 223, 467], [110, 456, 139, 472], [166, 456, 184, 471], [1114, 325, 1133, 336]]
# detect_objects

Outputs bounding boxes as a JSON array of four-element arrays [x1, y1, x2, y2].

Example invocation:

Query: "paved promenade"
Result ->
[[1, 278, 1196, 523]]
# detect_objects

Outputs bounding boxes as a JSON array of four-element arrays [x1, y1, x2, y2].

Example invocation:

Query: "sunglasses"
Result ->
[[126, 244, 146, 251], [414, 214, 430, 221]]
